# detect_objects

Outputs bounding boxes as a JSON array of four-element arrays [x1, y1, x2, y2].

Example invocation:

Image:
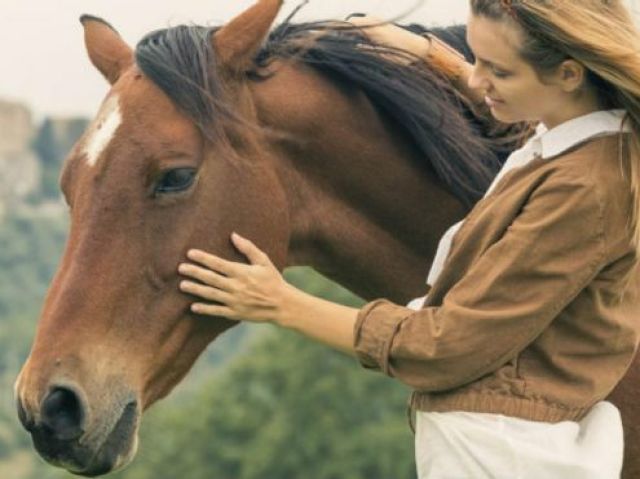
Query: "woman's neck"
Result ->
[[541, 87, 605, 130]]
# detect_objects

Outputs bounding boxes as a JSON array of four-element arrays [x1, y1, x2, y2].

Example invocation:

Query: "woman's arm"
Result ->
[[178, 233, 359, 356], [277, 286, 359, 356], [180, 170, 608, 393], [347, 16, 481, 103]]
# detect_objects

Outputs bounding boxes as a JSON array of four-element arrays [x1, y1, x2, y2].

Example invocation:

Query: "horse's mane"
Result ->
[[135, 20, 525, 207]]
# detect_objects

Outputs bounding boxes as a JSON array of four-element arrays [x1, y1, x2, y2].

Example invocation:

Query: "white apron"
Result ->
[[414, 402, 623, 479]]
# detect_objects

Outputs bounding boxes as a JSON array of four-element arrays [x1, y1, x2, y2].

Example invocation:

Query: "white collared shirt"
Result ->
[[407, 109, 629, 311]]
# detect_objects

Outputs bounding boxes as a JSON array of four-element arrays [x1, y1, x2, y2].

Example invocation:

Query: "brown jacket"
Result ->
[[354, 134, 639, 423]]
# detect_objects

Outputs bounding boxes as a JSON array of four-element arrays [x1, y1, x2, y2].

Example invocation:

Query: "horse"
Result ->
[[14, 0, 640, 477]]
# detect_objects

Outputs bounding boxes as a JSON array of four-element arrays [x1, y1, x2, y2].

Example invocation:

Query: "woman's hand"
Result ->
[[347, 15, 431, 60], [178, 232, 292, 323], [178, 233, 359, 354], [179, 233, 360, 355]]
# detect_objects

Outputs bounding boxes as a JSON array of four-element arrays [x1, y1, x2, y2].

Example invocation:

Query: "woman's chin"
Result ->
[[488, 106, 521, 125]]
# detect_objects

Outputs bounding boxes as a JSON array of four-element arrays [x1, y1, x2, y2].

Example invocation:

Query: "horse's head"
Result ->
[[15, 0, 288, 475]]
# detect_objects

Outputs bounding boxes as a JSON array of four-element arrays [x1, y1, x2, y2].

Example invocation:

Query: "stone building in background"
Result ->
[[0, 98, 89, 220], [33, 117, 89, 199], [0, 100, 41, 214]]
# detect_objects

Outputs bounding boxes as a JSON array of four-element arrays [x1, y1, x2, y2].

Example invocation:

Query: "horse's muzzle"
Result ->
[[17, 390, 139, 477]]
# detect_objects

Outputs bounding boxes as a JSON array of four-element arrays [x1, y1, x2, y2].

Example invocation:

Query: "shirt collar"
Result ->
[[530, 109, 629, 159]]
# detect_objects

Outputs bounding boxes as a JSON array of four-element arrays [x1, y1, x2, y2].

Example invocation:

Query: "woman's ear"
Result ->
[[557, 59, 587, 93]]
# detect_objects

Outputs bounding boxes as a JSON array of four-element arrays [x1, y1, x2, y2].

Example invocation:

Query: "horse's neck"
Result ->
[[250, 62, 467, 303]]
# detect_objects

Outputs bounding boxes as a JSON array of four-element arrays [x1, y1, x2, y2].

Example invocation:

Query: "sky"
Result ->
[[0, 0, 471, 119]]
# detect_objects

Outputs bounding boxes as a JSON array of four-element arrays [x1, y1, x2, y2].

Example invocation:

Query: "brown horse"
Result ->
[[14, 0, 640, 476]]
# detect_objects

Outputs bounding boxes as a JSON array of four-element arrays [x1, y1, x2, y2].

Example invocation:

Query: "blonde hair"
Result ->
[[471, 0, 640, 288]]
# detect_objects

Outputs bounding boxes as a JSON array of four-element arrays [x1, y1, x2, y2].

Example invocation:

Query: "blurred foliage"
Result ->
[[110, 326, 414, 479], [32, 118, 89, 200], [0, 213, 68, 320], [0, 211, 69, 476]]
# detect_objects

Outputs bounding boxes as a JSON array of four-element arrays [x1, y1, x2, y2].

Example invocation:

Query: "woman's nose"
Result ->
[[467, 63, 489, 92]]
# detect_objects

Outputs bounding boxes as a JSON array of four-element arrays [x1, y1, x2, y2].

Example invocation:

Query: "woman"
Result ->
[[178, 1, 640, 477]]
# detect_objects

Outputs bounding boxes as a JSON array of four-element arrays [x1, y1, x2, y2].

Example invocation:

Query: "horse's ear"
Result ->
[[213, 0, 283, 74], [80, 15, 133, 85]]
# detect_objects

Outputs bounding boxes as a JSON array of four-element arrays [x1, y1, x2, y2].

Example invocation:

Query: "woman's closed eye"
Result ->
[[491, 66, 512, 78], [472, 58, 512, 79]]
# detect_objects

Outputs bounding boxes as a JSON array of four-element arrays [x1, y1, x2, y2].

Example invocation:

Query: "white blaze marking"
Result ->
[[84, 95, 122, 167]]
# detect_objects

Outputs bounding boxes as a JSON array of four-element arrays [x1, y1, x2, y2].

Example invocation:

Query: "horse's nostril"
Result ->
[[41, 387, 85, 441]]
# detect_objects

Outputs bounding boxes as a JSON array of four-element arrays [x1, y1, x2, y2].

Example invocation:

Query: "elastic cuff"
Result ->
[[353, 299, 408, 372]]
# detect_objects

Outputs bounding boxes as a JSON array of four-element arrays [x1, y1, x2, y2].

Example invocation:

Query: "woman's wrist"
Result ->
[[273, 283, 307, 329], [420, 33, 467, 81], [404, 33, 432, 59], [420, 33, 483, 104], [272, 283, 359, 356]]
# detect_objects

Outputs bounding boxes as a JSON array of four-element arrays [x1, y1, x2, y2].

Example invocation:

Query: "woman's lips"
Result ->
[[485, 96, 505, 108]]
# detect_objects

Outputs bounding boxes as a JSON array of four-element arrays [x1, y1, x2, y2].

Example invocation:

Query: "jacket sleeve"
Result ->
[[353, 173, 607, 391]]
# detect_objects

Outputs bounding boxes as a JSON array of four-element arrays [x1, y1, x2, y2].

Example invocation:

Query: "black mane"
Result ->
[[135, 25, 237, 140], [136, 20, 522, 207]]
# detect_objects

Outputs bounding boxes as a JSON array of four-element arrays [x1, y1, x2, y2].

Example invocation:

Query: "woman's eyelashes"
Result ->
[[474, 58, 512, 79], [491, 67, 511, 78]]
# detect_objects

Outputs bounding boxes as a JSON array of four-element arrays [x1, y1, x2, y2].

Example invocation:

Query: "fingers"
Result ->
[[180, 280, 233, 304], [231, 232, 272, 266], [178, 263, 233, 290], [344, 12, 366, 21], [178, 237, 282, 324], [346, 15, 388, 28], [186, 249, 242, 276], [191, 302, 237, 319], [346, 15, 389, 43]]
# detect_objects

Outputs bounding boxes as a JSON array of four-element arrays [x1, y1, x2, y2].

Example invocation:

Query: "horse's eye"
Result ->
[[155, 168, 197, 194]]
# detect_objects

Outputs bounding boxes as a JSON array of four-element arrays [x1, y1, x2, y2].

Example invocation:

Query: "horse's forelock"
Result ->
[[134, 25, 239, 142]]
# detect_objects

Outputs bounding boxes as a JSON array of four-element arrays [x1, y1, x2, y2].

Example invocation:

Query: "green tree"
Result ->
[[114, 327, 415, 479], [0, 213, 68, 319], [32, 118, 88, 199], [0, 212, 69, 478]]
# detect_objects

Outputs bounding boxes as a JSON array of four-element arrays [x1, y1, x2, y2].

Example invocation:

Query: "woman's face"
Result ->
[[466, 14, 568, 127]]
